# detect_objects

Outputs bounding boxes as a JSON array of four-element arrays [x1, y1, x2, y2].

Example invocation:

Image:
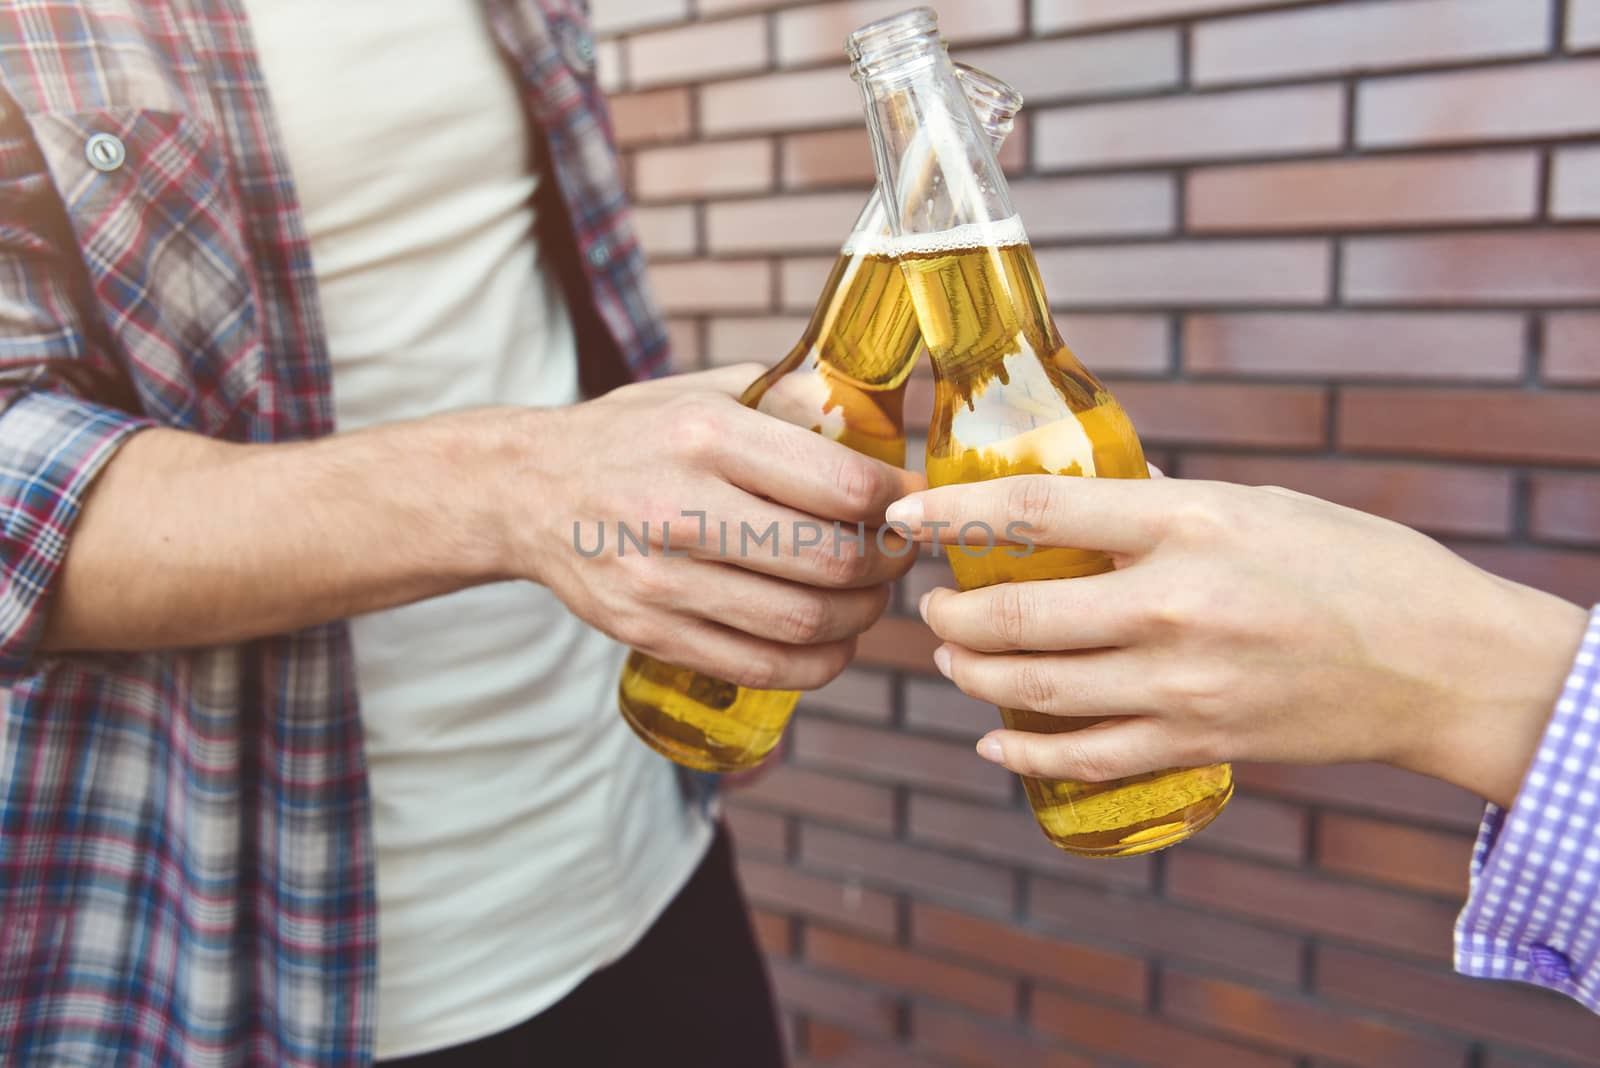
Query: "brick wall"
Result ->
[[593, 0, 1600, 1064]]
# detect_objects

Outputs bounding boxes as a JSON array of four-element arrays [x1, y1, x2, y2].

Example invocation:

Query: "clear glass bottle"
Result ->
[[618, 64, 1025, 773], [849, 8, 1234, 857]]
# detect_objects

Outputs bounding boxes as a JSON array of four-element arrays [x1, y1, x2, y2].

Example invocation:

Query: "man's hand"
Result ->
[[887, 475, 1588, 808], [519, 364, 922, 691]]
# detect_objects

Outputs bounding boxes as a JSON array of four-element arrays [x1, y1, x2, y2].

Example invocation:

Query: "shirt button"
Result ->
[[85, 133, 126, 173], [562, 24, 596, 76], [587, 242, 611, 269], [1529, 944, 1574, 984]]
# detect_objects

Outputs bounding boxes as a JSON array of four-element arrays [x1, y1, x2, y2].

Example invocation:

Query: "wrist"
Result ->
[[1406, 579, 1589, 809], [425, 406, 543, 585]]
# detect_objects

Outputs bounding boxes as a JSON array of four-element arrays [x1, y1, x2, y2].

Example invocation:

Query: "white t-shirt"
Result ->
[[240, 2, 712, 1058]]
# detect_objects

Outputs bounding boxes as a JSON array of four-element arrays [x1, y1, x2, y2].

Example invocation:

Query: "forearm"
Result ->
[[42, 408, 526, 653]]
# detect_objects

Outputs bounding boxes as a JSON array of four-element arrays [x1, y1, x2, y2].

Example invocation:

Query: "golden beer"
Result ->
[[903, 220, 1234, 856]]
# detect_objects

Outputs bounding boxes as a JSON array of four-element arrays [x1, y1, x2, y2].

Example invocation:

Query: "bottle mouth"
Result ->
[[846, 6, 943, 82]]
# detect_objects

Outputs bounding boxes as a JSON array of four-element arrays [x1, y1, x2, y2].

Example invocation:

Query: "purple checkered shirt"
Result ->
[[1456, 603, 1600, 1012], [0, 2, 673, 1065]]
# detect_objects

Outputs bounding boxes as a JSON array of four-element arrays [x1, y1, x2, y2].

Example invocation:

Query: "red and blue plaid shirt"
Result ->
[[0, 2, 668, 1064]]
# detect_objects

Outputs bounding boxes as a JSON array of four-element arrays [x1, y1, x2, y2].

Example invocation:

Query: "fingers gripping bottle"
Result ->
[[849, 8, 1233, 857], [618, 64, 1025, 773]]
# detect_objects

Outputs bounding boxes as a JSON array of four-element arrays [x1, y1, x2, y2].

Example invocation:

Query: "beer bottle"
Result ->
[[849, 8, 1234, 857], [618, 64, 1025, 773]]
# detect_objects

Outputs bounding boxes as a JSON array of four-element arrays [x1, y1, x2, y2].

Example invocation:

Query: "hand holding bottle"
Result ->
[[889, 474, 1589, 810], [526, 364, 920, 694]]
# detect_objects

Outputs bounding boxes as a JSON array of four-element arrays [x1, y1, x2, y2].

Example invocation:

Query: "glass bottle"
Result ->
[[849, 7, 1234, 857], [618, 64, 1025, 773]]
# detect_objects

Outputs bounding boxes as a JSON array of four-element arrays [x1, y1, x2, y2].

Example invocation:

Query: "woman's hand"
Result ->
[[887, 475, 1588, 808]]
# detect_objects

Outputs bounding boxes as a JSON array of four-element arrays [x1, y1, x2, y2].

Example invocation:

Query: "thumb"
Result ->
[[976, 718, 1177, 782]]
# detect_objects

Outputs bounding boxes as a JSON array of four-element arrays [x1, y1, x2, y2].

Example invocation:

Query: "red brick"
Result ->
[[726, 801, 789, 856], [1193, 0, 1550, 85], [1060, 314, 1171, 375], [595, 38, 624, 94], [1345, 233, 1600, 304], [792, 719, 1014, 802], [1574, 0, 1600, 49], [753, 908, 795, 956], [782, 128, 876, 189], [1031, 989, 1296, 1068], [1029, 879, 1304, 983], [768, 958, 900, 1038], [1533, 473, 1600, 546], [1359, 59, 1600, 146], [1166, 851, 1460, 961], [1317, 945, 1600, 1065], [738, 856, 899, 937], [1546, 313, 1600, 384], [781, 257, 840, 312], [1184, 311, 1524, 382], [912, 903, 1148, 1003], [708, 193, 867, 253], [737, 765, 897, 833], [1037, 241, 1330, 306], [776, 0, 1024, 67], [627, 16, 768, 88], [804, 1024, 927, 1068], [856, 616, 944, 676], [1035, 87, 1342, 170], [707, 316, 807, 368], [608, 87, 693, 147], [1164, 972, 1471, 1068], [633, 204, 697, 258], [665, 317, 702, 373], [1453, 543, 1600, 606], [801, 668, 896, 724], [801, 825, 1016, 914], [634, 139, 773, 200], [652, 258, 772, 313], [1316, 813, 1474, 898], [806, 928, 1018, 1016], [1189, 153, 1538, 230], [912, 1004, 1096, 1068], [1340, 388, 1600, 464], [1192, 794, 1308, 865], [1179, 455, 1515, 538], [1109, 381, 1328, 449], [1233, 762, 1485, 828], [1034, 0, 1320, 34], [956, 28, 1180, 102], [908, 793, 1156, 890], [1011, 175, 1174, 238], [1553, 146, 1600, 219], [902, 677, 993, 738], [590, 0, 688, 36], [702, 67, 863, 135]]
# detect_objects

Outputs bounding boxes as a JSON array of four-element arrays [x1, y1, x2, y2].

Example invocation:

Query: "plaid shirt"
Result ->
[[0, 2, 668, 1064]]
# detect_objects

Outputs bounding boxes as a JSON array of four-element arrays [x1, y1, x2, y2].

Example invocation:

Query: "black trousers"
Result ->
[[377, 823, 786, 1068]]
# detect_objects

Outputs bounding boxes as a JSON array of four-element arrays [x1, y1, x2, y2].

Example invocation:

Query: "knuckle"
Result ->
[[833, 457, 882, 517], [667, 396, 726, 462], [627, 556, 677, 603], [986, 585, 1031, 649], [1013, 658, 1060, 712], [1167, 493, 1228, 544], [813, 539, 868, 587], [1008, 476, 1058, 532], [780, 593, 833, 644], [734, 654, 782, 691]]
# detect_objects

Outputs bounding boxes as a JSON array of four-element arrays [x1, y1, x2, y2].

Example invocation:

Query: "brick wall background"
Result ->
[[592, 1, 1600, 1065]]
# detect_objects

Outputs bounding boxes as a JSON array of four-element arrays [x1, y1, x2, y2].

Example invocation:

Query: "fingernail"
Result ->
[[918, 591, 932, 623], [977, 736, 1003, 763], [886, 494, 924, 529], [932, 644, 952, 678]]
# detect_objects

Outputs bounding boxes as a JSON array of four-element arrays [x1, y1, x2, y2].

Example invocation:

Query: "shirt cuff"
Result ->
[[1454, 603, 1600, 1013], [0, 388, 155, 680]]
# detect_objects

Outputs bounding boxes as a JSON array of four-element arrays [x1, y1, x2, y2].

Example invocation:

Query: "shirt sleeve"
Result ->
[[1454, 603, 1600, 1013], [0, 96, 156, 680]]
